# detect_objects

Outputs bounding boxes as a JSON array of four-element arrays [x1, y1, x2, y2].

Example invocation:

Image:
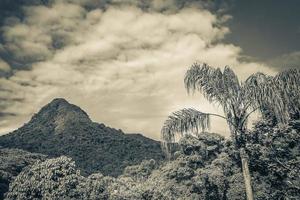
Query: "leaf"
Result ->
[[161, 108, 210, 143]]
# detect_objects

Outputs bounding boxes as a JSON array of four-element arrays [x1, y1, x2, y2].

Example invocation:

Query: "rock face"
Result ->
[[0, 98, 165, 177]]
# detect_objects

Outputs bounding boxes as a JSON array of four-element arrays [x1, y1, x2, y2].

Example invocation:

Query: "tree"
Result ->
[[5, 156, 86, 200], [161, 63, 300, 200], [247, 119, 300, 199], [0, 148, 46, 199]]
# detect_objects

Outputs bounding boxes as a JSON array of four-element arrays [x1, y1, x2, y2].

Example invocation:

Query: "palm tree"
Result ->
[[161, 63, 300, 200]]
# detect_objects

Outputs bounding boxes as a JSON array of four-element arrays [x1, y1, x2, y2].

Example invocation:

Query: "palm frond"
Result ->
[[276, 68, 300, 86], [161, 108, 210, 143], [275, 69, 300, 116], [244, 72, 272, 106], [244, 72, 289, 123], [184, 63, 225, 104], [184, 63, 242, 108], [223, 66, 241, 96]]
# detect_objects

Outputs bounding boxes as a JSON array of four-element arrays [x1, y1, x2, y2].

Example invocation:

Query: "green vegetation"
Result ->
[[4, 123, 299, 199], [246, 119, 300, 199], [0, 148, 46, 199]]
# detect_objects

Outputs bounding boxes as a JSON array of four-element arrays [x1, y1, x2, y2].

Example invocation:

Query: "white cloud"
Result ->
[[0, 59, 11, 72], [0, 1, 276, 139]]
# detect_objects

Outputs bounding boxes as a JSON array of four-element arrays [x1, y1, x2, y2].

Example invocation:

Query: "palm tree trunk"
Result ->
[[240, 148, 254, 200]]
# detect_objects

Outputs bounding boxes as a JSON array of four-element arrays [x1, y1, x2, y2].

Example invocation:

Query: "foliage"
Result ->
[[245, 119, 300, 199], [80, 173, 114, 200], [5, 126, 300, 200], [123, 159, 158, 181], [245, 69, 300, 123], [107, 132, 235, 200], [4, 134, 230, 200], [0, 148, 46, 199], [5, 156, 85, 200], [161, 108, 210, 143]]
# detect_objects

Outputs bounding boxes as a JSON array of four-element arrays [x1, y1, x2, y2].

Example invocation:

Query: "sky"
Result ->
[[0, 0, 299, 139]]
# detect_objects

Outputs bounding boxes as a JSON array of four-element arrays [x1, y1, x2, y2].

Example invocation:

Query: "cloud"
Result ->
[[1, 2, 87, 66], [266, 51, 300, 70], [0, 59, 10, 72], [0, 0, 276, 139]]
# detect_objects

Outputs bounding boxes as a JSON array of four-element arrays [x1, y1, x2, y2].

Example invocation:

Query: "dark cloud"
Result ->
[[0, 112, 16, 117], [266, 51, 300, 70]]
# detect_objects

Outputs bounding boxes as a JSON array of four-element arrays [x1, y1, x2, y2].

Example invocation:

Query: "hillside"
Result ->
[[0, 98, 165, 177]]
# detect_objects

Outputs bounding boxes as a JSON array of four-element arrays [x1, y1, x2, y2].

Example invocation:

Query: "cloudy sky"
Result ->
[[0, 0, 299, 139]]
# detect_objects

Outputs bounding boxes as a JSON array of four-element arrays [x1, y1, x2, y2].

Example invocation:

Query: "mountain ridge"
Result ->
[[0, 98, 165, 176]]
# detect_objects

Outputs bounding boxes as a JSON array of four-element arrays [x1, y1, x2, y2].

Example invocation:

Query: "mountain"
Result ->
[[0, 98, 165, 177]]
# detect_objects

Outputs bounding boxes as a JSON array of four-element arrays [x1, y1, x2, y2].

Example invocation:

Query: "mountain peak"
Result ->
[[30, 98, 91, 133], [50, 98, 69, 105]]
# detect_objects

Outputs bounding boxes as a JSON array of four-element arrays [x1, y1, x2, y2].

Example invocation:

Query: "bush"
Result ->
[[5, 156, 85, 200], [0, 148, 46, 199]]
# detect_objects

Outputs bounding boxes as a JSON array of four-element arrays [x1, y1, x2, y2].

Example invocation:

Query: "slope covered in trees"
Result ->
[[0, 98, 165, 177], [4, 121, 300, 199]]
